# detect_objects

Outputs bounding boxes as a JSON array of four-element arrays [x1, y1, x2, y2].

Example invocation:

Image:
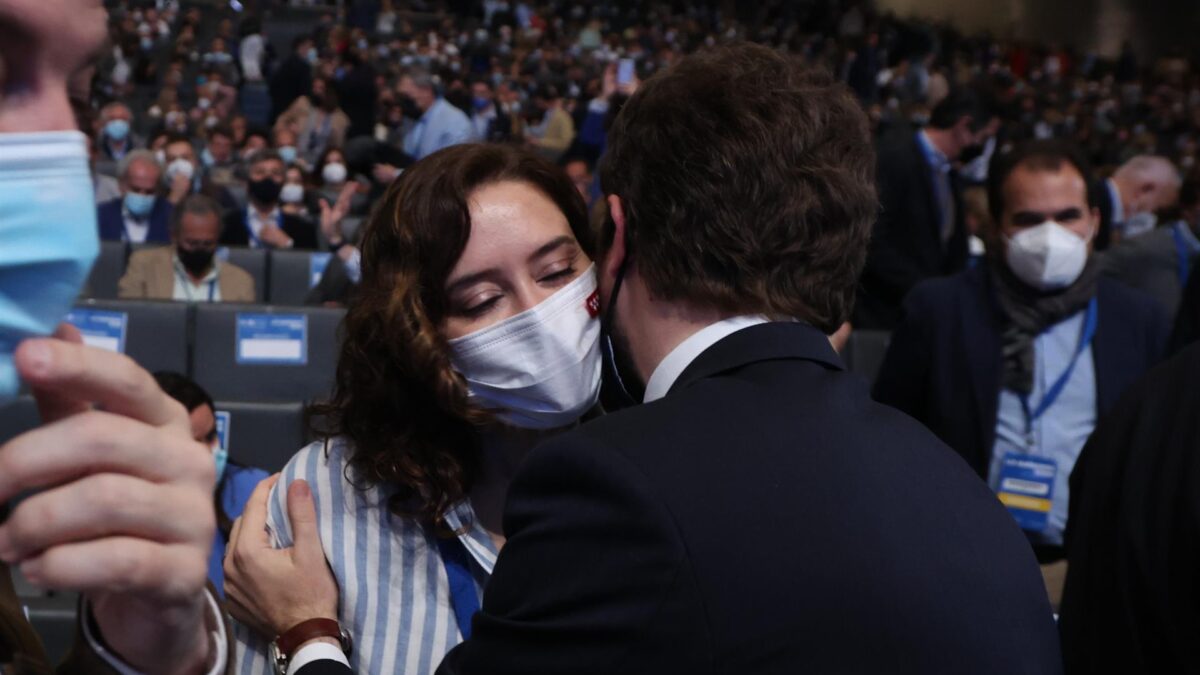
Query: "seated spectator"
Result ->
[[202, 124, 239, 187], [97, 149, 173, 244], [311, 146, 368, 218], [276, 77, 350, 166], [280, 165, 311, 219], [874, 140, 1168, 580], [273, 126, 302, 168], [398, 66, 473, 161], [119, 194, 255, 302], [162, 133, 240, 215], [89, 135, 122, 205], [563, 155, 594, 205], [153, 371, 270, 596], [95, 101, 141, 171], [1099, 155, 1182, 245], [221, 150, 319, 249], [1058, 342, 1200, 674], [1101, 174, 1200, 318], [468, 78, 513, 142], [525, 84, 576, 163]]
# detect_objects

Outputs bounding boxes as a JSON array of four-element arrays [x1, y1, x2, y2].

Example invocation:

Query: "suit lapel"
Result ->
[[1091, 279, 1125, 413], [669, 322, 843, 398], [961, 268, 1004, 469]]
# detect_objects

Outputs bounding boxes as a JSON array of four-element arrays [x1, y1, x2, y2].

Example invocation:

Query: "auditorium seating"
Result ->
[[25, 594, 79, 663], [215, 400, 309, 472], [268, 250, 332, 306], [84, 241, 128, 300], [68, 299, 191, 375], [0, 396, 39, 445], [191, 303, 343, 403], [219, 247, 268, 303]]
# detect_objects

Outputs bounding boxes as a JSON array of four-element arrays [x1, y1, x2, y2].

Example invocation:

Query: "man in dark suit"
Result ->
[[854, 89, 998, 330], [238, 44, 1063, 675], [221, 150, 318, 250], [875, 140, 1168, 582], [96, 150, 173, 244], [269, 36, 315, 125]]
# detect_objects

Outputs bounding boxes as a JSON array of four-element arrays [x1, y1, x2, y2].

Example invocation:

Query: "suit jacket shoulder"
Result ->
[[118, 247, 174, 300], [218, 262, 256, 302]]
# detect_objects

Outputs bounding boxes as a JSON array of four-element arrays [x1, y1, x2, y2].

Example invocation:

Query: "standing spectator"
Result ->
[[468, 79, 512, 142], [1101, 174, 1200, 318], [1097, 155, 1181, 246], [398, 67, 473, 161], [525, 84, 576, 163], [336, 51, 379, 140], [563, 156, 594, 204], [221, 150, 319, 250], [238, 16, 266, 84], [270, 36, 315, 124], [96, 150, 172, 244], [119, 195, 255, 303], [874, 141, 1168, 591], [855, 89, 998, 329], [1058, 341, 1200, 674]]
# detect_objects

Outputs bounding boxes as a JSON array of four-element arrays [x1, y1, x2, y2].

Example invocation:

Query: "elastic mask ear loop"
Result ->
[[601, 259, 640, 407]]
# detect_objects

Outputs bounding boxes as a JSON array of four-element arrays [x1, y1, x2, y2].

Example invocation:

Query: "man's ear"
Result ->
[[603, 194, 628, 285]]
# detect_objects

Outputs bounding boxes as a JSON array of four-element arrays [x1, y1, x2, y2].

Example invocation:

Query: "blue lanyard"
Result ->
[[243, 210, 283, 248], [1172, 222, 1194, 286], [435, 535, 480, 639], [176, 270, 216, 302], [1019, 298, 1099, 436]]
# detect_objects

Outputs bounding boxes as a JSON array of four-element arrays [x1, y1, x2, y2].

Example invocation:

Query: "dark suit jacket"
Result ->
[[1092, 179, 1116, 252], [302, 323, 1062, 675], [96, 197, 172, 244], [874, 265, 1169, 478], [220, 209, 318, 250], [855, 129, 969, 330], [198, 178, 241, 217]]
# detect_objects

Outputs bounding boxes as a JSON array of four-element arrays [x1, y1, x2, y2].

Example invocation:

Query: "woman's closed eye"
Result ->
[[461, 291, 503, 318]]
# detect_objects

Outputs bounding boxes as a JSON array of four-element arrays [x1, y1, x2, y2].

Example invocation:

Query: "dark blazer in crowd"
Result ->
[[96, 196, 172, 244], [855, 129, 969, 330], [300, 322, 1063, 675], [199, 176, 242, 216], [1100, 223, 1198, 318], [336, 62, 378, 140], [1169, 261, 1200, 353], [873, 265, 1169, 478], [1059, 342, 1200, 674], [1092, 178, 1116, 252], [219, 210, 319, 250], [269, 54, 313, 124]]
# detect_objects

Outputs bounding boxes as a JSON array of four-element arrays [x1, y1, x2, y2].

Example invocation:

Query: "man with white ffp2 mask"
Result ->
[[875, 139, 1170, 607]]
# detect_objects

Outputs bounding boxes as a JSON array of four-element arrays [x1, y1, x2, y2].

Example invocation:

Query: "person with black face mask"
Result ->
[[119, 194, 256, 302], [221, 150, 319, 249], [855, 88, 1000, 330]]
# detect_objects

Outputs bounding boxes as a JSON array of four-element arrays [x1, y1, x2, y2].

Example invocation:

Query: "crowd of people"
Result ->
[[3, 0, 1200, 673]]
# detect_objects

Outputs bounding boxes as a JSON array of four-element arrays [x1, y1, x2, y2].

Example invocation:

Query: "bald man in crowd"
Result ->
[[1098, 155, 1182, 246]]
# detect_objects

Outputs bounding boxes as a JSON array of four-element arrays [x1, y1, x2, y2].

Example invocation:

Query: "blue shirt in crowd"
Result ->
[[209, 464, 272, 596], [403, 98, 474, 161]]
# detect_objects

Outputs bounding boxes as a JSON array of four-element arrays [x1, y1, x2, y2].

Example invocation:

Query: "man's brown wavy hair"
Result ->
[[598, 43, 876, 333], [308, 143, 592, 526]]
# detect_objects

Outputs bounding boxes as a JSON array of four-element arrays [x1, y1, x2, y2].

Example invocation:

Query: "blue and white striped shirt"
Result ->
[[233, 438, 498, 674]]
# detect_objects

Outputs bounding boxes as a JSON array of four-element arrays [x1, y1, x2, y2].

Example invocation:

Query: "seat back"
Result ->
[[269, 250, 332, 306], [214, 400, 308, 472], [84, 240, 129, 300], [66, 299, 191, 375], [218, 247, 268, 303]]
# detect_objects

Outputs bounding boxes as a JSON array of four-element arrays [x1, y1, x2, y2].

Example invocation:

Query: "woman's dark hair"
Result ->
[[308, 143, 591, 527], [598, 42, 876, 334], [152, 371, 237, 539]]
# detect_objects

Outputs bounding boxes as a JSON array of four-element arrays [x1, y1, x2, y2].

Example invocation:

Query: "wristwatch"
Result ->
[[270, 618, 353, 675]]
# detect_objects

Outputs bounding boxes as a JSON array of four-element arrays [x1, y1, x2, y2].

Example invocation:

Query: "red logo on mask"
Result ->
[[585, 290, 600, 318]]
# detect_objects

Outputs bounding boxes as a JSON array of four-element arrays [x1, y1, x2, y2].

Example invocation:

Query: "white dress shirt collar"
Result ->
[[642, 315, 771, 403]]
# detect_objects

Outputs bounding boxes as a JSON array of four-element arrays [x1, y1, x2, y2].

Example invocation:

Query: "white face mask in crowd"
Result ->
[[448, 265, 602, 430], [280, 183, 305, 204], [322, 162, 348, 185], [1005, 220, 1092, 290]]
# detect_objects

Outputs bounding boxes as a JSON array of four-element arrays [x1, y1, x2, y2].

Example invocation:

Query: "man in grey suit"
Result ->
[[1101, 175, 1200, 319]]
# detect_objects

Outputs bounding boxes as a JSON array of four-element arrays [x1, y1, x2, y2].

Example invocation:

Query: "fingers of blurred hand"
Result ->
[[32, 326, 88, 423], [15, 339, 189, 430], [0, 473, 214, 563], [20, 538, 208, 603], [286, 480, 323, 567], [0, 410, 214, 503], [236, 474, 279, 550]]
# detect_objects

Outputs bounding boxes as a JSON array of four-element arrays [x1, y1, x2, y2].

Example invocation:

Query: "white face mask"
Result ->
[[1005, 220, 1091, 290], [322, 162, 348, 184], [166, 157, 195, 182], [280, 183, 305, 204], [448, 265, 602, 429]]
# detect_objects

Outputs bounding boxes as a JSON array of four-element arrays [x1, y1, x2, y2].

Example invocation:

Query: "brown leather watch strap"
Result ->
[[274, 618, 344, 658]]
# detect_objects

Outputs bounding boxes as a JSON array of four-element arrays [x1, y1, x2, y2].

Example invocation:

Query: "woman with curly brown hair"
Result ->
[[230, 143, 601, 673]]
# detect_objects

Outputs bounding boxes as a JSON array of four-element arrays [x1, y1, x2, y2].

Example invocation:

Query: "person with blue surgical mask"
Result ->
[[0, 0, 227, 669], [96, 149, 173, 243], [95, 101, 139, 166], [154, 372, 269, 597]]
